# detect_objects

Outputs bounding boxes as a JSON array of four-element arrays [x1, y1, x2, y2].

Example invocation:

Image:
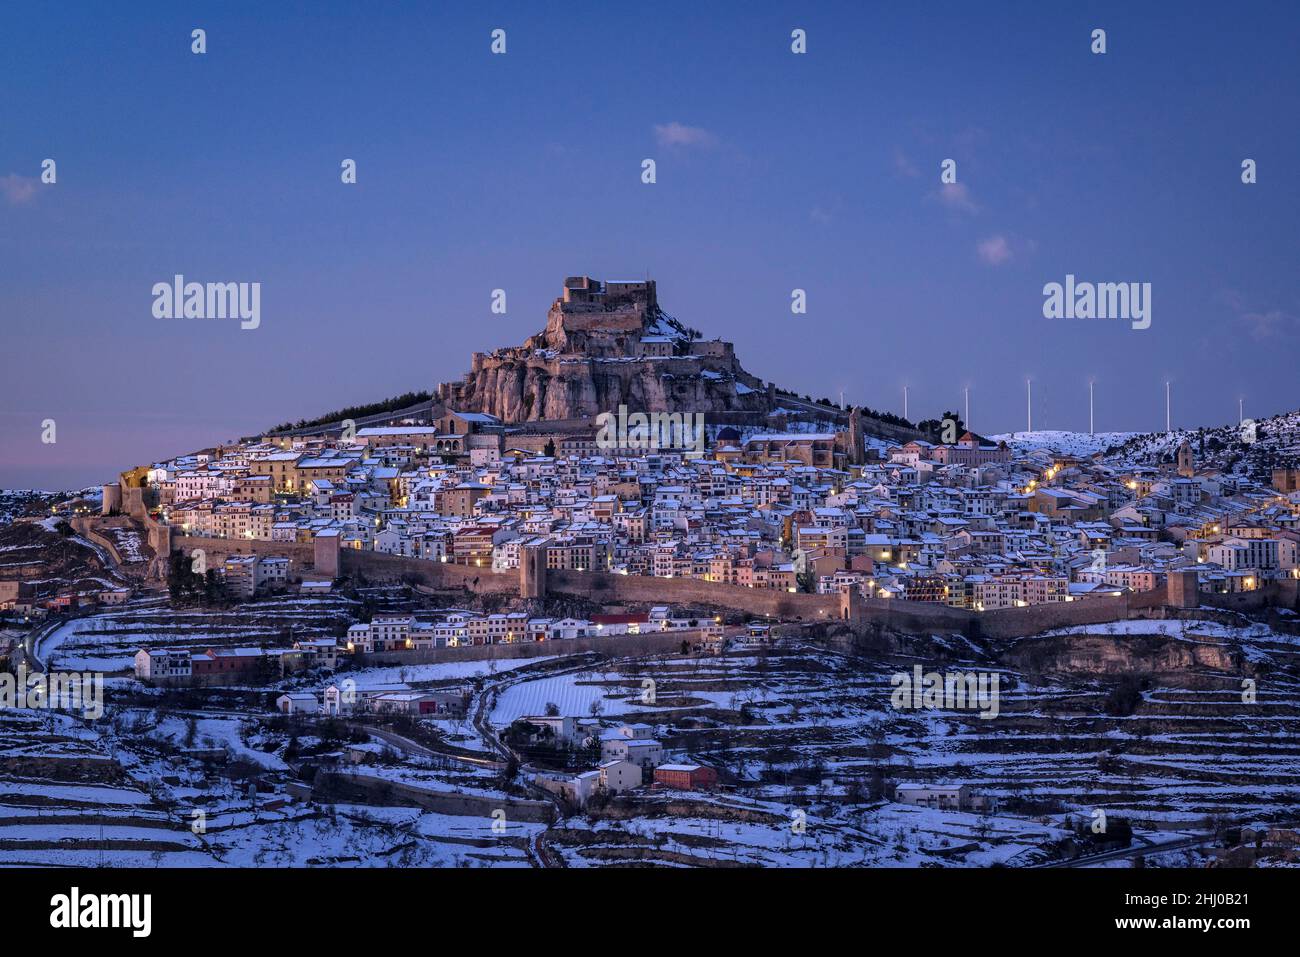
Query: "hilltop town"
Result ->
[[74, 277, 1300, 615]]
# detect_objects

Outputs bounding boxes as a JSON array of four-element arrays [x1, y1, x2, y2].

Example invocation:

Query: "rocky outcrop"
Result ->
[[434, 276, 775, 423], [442, 353, 770, 423], [1008, 633, 1245, 677]]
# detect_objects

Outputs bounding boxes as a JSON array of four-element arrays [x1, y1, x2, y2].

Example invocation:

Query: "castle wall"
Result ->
[[554, 304, 643, 335], [167, 537, 1284, 640], [70, 518, 131, 568], [979, 594, 1134, 639], [546, 568, 839, 619], [101, 483, 122, 515], [173, 535, 317, 569], [315, 534, 340, 578]]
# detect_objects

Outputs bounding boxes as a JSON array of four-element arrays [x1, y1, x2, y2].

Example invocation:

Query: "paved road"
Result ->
[[19, 616, 68, 673], [1037, 817, 1300, 868], [470, 653, 619, 868], [1036, 832, 1211, 869], [356, 723, 503, 770]]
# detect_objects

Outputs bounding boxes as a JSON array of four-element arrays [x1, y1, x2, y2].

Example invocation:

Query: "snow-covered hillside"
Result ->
[[989, 431, 1139, 457], [991, 407, 1300, 479]]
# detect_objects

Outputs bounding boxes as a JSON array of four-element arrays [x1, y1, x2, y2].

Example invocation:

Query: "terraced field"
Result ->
[[5, 600, 1298, 867], [482, 615, 1300, 864], [0, 706, 537, 867], [36, 595, 359, 673]]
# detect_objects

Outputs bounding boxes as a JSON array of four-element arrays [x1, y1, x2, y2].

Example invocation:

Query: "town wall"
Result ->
[[70, 518, 129, 567], [173, 535, 317, 569], [168, 536, 1293, 639], [978, 594, 1135, 639], [546, 568, 841, 618], [1199, 589, 1271, 613]]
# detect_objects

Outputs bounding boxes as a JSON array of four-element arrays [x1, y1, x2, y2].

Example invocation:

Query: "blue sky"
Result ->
[[3, 1, 1298, 488]]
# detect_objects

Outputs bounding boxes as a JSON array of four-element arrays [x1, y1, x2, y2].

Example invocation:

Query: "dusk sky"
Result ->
[[3, 1, 1298, 489]]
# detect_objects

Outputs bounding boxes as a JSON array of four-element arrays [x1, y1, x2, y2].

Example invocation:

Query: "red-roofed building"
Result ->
[[653, 764, 718, 791], [191, 647, 267, 681]]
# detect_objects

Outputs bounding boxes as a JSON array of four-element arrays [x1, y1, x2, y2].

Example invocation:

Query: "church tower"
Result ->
[[847, 407, 866, 466]]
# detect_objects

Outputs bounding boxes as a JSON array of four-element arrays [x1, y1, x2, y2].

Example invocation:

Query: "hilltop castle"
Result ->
[[435, 276, 774, 423]]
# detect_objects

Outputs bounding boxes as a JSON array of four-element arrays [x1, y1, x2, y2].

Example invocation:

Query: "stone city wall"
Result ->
[[168, 536, 1292, 640]]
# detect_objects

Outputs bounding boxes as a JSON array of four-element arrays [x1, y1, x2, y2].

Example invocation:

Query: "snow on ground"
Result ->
[[337, 656, 560, 691], [142, 713, 289, 771], [489, 670, 647, 725], [205, 804, 539, 868], [1038, 618, 1272, 639], [36, 595, 357, 671], [989, 430, 1139, 456]]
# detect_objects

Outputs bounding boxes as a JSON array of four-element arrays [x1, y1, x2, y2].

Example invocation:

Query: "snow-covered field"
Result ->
[[486, 624, 1300, 851], [6, 614, 1299, 867], [989, 430, 1139, 456], [36, 595, 357, 672], [339, 656, 560, 694]]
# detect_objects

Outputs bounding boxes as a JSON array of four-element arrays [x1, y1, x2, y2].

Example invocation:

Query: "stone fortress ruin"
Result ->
[[248, 272, 915, 464], [436, 276, 776, 424]]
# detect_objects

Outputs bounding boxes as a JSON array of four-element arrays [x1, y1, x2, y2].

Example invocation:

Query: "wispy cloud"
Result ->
[[1241, 308, 1297, 340], [653, 122, 718, 149], [933, 182, 979, 215], [892, 147, 919, 178], [976, 234, 1013, 265], [1221, 289, 1298, 339], [0, 174, 39, 206], [809, 206, 832, 225]]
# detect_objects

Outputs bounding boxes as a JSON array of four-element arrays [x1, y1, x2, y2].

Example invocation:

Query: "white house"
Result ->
[[894, 782, 992, 812], [322, 683, 357, 716], [521, 715, 578, 743], [601, 734, 663, 769], [598, 759, 642, 793], [134, 648, 192, 682], [572, 769, 601, 805], [276, 692, 319, 715], [345, 623, 373, 653]]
